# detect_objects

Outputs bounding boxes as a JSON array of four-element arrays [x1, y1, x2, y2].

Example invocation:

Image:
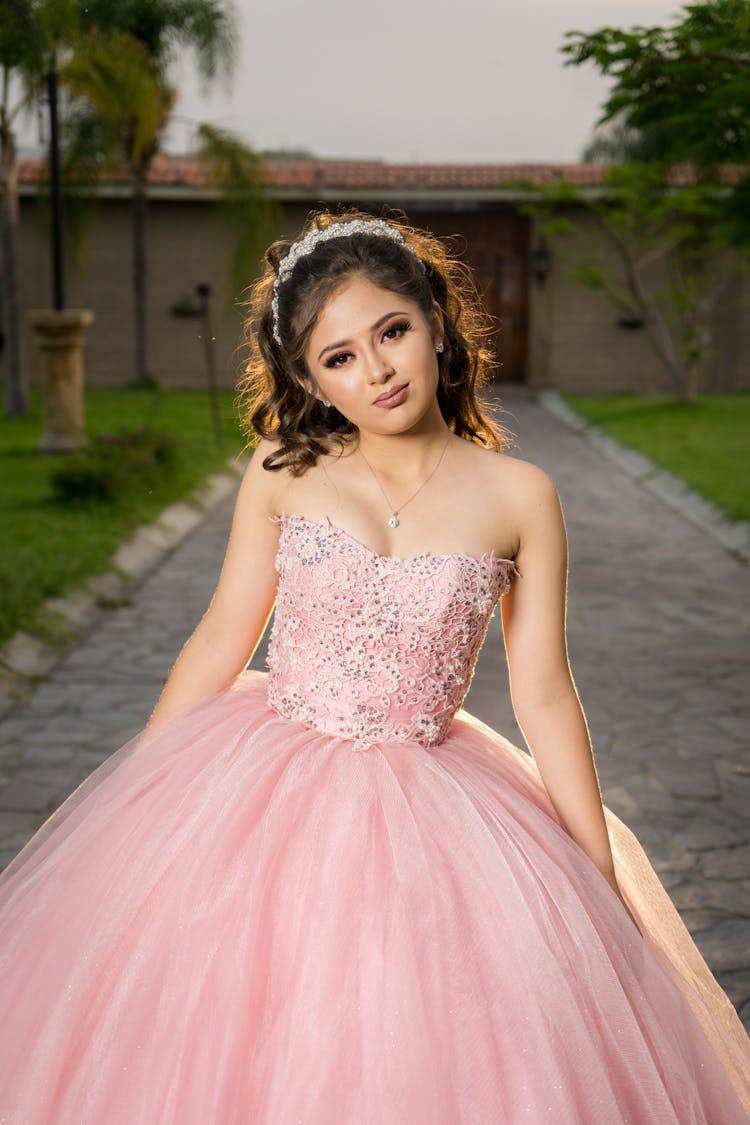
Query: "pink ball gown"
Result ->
[[0, 511, 749, 1123]]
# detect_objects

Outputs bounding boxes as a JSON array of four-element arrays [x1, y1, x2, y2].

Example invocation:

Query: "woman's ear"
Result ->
[[296, 374, 324, 404], [430, 300, 444, 344]]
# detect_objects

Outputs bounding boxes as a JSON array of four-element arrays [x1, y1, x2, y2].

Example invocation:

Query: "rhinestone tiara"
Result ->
[[271, 219, 424, 346]]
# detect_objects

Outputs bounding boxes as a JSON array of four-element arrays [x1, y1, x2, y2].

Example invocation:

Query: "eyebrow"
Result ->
[[317, 311, 410, 361]]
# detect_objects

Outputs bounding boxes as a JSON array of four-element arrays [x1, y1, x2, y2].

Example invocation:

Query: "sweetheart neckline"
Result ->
[[273, 512, 520, 571]]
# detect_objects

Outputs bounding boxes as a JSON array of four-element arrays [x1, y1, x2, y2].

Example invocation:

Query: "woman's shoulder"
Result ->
[[454, 442, 560, 556], [240, 436, 296, 515], [249, 434, 286, 466], [245, 436, 284, 483], [466, 441, 559, 503]]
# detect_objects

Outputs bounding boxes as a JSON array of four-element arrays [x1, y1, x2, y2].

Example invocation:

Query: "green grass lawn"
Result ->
[[1, 388, 247, 648], [560, 392, 750, 524]]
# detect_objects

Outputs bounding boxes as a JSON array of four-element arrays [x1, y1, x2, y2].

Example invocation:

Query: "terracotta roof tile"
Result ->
[[258, 158, 609, 190], [18, 153, 609, 191], [22, 155, 729, 192]]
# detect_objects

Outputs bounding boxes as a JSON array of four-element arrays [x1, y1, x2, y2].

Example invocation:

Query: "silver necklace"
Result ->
[[359, 435, 451, 528]]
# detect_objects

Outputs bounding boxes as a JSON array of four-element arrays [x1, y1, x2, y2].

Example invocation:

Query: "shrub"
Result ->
[[51, 429, 181, 505]]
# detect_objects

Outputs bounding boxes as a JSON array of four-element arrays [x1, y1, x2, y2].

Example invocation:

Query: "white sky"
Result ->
[[166, 0, 683, 163]]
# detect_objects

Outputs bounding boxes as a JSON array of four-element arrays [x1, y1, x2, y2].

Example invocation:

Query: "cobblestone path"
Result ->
[[1, 387, 748, 1029]]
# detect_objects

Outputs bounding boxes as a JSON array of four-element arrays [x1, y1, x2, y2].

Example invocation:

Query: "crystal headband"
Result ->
[[271, 219, 424, 346]]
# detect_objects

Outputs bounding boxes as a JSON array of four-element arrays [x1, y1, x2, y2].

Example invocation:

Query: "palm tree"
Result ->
[[0, 29, 27, 416], [68, 0, 236, 386], [196, 123, 279, 301], [0, 0, 76, 416], [63, 28, 177, 386], [80, 0, 235, 78]]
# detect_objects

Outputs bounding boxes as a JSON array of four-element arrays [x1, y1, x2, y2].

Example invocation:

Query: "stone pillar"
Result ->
[[28, 309, 94, 453]]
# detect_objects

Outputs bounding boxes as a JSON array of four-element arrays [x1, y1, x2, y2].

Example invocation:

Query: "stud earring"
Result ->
[[436, 342, 444, 354], [322, 399, 331, 408]]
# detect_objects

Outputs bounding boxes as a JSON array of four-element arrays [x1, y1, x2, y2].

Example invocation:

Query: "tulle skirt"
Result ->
[[1, 670, 748, 1123]]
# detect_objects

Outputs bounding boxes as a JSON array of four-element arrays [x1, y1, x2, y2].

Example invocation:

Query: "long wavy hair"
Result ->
[[237, 207, 513, 475]]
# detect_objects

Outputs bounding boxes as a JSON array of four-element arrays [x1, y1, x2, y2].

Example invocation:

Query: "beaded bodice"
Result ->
[[265, 513, 520, 751]]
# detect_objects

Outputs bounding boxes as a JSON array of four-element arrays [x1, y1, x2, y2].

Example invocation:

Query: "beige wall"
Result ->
[[18, 197, 254, 390], [10, 194, 749, 395], [527, 211, 750, 394]]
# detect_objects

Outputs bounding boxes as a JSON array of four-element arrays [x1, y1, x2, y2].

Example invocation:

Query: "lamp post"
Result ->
[[196, 283, 222, 445]]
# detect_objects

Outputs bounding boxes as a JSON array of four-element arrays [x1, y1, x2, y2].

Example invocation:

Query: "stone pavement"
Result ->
[[0, 387, 748, 1030]]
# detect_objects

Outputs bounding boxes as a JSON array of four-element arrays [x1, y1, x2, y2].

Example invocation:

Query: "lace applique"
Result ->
[[265, 514, 520, 751]]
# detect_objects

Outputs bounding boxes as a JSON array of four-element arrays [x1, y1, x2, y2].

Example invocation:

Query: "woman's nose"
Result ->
[[367, 348, 392, 381]]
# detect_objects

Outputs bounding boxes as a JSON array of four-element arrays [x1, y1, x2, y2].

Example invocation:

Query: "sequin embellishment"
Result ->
[[265, 514, 520, 751]]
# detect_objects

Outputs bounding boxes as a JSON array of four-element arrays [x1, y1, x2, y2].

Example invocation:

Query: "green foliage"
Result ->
[[0, 387, 246, 645], [582, 120, 672, 164], [1, 1, 83, 419], [564, 1, 750, 168], [50, 428, 180, 504], [570, 263, 605, 290], [563, 0, 750, 248], [592, 164, 720, 268], [60, 0, 237, 180], [548, 3, 750, 399], [527, 165, 734, 399], [62, 27, 175, 170], [196, 123, 279, 299], [561, 391, 750, 523], [79, 0, 236, 83], [0, 0, 77, 87], [58, 0, 237, 385]]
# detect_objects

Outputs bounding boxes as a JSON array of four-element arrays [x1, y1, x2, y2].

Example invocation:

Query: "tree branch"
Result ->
[[590, 210, 686, 394]]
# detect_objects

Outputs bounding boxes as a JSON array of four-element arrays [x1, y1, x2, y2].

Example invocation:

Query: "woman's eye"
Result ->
[[383, 320, 411, 340], [324, 351, 352, 369], [322, 321, 411, 368]]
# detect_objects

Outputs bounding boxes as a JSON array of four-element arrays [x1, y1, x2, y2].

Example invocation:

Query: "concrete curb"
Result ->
[[536, 390, 750, 565], [0, 456, 247, 719]]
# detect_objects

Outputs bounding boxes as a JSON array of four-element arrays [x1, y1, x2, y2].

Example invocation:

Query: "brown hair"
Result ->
[[237, 206, 513, 475]]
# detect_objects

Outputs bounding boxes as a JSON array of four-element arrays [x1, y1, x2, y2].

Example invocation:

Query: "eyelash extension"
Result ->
[[388, 319, 412, 338], [323, 320, 412, 369]]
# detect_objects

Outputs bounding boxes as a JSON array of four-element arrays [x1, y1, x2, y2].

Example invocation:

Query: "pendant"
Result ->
[[388, 515, 399, 528]]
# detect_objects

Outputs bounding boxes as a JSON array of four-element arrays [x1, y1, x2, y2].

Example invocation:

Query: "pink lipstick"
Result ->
[[373, 384, 408, 408]]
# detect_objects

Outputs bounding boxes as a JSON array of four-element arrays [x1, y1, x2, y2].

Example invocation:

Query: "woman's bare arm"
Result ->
[[500, 463, 638, 923], [146, 439, 282, 732]]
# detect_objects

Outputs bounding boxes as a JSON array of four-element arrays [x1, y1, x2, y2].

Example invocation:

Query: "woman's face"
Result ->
[[303, 275, 444, 435]]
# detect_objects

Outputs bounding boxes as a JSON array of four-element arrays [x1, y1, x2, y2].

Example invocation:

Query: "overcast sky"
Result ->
[[166, 0, 683, 164]]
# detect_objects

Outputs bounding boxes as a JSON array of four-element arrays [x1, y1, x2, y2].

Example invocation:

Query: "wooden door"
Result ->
[[410, 208, 529, 382]]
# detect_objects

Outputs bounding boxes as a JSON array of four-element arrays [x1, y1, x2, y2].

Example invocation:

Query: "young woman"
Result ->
[[1, 211, 748, 1123]]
